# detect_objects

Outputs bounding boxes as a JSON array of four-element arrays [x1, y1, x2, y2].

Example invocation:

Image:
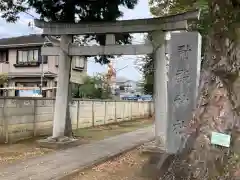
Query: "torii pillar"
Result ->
[[52, 35, 72, 139], [151, 31, 168, 147]]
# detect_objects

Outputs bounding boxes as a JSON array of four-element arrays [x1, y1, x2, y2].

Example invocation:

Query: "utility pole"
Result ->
[[40, 55, 44, 95]]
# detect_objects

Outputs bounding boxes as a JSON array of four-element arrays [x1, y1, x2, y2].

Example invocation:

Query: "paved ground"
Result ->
[[0, 126, 154, 180]]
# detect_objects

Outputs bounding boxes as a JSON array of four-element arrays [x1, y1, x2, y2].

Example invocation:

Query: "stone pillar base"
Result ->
[[140, 141, 174, 179], [141, 151, 174, 179], [37, 136, 81, 149], [141, 140, 166, 154]]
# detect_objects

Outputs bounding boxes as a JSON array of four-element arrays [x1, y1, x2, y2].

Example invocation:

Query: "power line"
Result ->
[[22, 11, 38, 19], [11, 0, 39, 19]]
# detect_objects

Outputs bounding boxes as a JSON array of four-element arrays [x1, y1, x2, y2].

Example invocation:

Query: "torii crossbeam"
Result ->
[[35, 10, 199, 35], [36, 10, 200, 56]]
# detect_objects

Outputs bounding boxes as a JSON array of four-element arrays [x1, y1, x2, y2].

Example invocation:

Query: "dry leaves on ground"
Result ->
[[74, 147, 149, 180], [92, 148, 143, 173], [0, 144, 53, 165]]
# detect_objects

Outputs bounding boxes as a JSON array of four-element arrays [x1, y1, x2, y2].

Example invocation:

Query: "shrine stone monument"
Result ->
[[166, 32, 202, 154], [141, 31, 202, 179]]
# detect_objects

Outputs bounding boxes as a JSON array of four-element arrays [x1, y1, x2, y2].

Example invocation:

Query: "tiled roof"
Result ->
[[0, 34, 58, 49], [0, 34, 45, 47]]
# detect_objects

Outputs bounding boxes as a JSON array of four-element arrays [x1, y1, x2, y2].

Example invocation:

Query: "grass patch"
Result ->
[[73, 118, 153, 141]]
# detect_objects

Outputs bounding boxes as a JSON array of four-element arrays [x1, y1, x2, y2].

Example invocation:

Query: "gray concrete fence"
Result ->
[[0, 97, 154, 143]]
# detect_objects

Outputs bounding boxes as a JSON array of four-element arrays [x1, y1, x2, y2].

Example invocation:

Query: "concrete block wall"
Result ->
[[0, 97, 153, 143]]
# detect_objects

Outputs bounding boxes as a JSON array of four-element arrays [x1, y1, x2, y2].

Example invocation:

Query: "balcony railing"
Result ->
[[14, 61, 40, 67]]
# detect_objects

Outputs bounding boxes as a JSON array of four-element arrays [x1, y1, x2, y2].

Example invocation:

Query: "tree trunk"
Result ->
[[158, 1, 240, 178]]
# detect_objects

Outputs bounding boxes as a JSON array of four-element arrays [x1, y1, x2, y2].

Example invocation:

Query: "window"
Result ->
[[119, 85, 125, 91], [55, 56, 59, 66], [54, 81, 57, 96], [55, 56, 84, 69], [0, 84, 4, 96], [0, 51, 8, 63], [42, 56, 48, 63], [73, 56, 84, 69], [17, 49, 39, 63]]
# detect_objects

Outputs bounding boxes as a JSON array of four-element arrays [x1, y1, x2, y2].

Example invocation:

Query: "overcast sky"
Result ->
[[0, 0, 152, 81]]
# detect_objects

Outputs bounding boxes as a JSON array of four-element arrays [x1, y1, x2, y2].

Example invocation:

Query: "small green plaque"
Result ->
[[211, 132, 231, 147]]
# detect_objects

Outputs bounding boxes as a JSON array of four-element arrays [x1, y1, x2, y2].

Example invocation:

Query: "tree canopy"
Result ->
[[0, 74, 8, 85], [1, 0, 138, 23], [141, 0, 210, 95], [73, 75, 112, 99], [141, 52, 154, 95], [142, 0, 240, 95], [0, 0, 139, 64]]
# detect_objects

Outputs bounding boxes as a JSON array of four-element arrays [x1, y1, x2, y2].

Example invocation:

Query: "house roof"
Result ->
[[115, 76, 137, 84], [0, 34, 56, 49]]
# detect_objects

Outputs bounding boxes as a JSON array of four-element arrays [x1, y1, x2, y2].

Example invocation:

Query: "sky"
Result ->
[[0, 0, 152, 81]]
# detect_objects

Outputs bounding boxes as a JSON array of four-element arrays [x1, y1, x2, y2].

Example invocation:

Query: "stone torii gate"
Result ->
[[35, 10, 201, 153]]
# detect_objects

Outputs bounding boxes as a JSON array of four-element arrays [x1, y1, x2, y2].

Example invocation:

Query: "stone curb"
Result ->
[[55, 137, 155, 180]]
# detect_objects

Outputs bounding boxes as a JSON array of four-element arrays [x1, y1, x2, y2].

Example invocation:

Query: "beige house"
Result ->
[[0, 34, 87, 97]]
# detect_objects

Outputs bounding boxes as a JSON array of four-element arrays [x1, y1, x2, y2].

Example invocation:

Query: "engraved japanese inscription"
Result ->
[[167, 32, 202, 153]]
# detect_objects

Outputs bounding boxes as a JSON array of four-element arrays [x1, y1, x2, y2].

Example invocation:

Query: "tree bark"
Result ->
[[158, 1, 240, 178]]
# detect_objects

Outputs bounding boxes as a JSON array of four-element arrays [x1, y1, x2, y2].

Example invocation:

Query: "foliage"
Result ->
[[0, 74, 8, 85], [141, 53, 154, 95], [0, 0, 139, 64], [143, 0, 240, 92], [142, 0, 209, 95], [141, 0, 211, 95], [140, 33, 154, 95], [0, 0, 28, 22], [73, 75, 112, 99]]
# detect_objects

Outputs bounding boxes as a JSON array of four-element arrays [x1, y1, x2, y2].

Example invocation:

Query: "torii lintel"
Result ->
[[34, 10, 200, 35]]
